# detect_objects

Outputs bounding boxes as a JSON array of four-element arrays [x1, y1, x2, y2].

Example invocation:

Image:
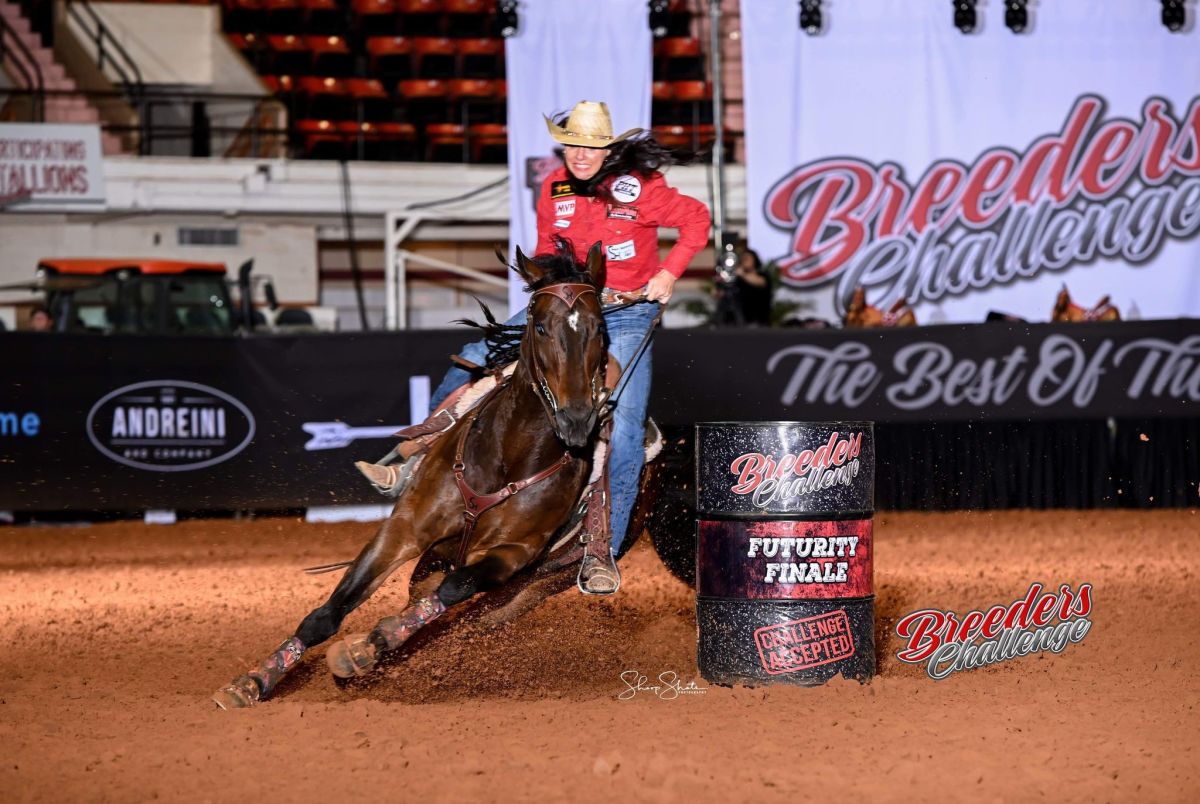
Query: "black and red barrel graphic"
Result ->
[[696, 422, 876, 686]]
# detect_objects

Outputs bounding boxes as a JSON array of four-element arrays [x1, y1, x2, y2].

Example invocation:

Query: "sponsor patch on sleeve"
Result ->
[[555, 199, 576, 217], [550, 181, 574, 199], [605, 240, 636, 262]]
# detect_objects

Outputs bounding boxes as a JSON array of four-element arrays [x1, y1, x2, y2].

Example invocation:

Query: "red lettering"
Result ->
[[895, 610, 947, 662]]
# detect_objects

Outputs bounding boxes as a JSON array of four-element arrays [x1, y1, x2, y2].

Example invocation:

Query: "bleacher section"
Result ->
[[212, 0, 718, 161]]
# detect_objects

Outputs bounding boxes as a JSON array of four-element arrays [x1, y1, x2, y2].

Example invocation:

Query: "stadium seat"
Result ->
[[366, 35, 414, 81], [346, 78, 393, 121], [457, 37, 504, 78], [296, 118, 346, 159], [267, 34, 312, 75], [307, 35, 355, 77], [411, 37, 456, 78], [396, 0, 443, 36], [223, 0, 265, 34], [261, 74, 298, 97], [655, 37, 703, 81], [397, 78, 449, 127], [354, 0, 398, 37], [444, 0, 494, 37], [671, 80, 713, 125], [299, 76, 354, 120], [264, 0, 303, 34], [303, 0, 346, 34], [425, 122, 465, 161], [339, 121, 417, 160], [653, 123, 715, 153], [447, 78, 503, 124], [468, 122, 506, 163]]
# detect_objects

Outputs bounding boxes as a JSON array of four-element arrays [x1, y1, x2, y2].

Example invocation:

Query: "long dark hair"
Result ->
[[554, 112, 703, 200]]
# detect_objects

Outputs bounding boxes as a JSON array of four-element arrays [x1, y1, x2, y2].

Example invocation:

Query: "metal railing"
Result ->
[[65, 0, 144, 102], [0, 14, 44, 122]]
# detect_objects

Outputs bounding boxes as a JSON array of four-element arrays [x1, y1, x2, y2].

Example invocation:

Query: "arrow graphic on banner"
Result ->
[[301, 375, 430, 451]]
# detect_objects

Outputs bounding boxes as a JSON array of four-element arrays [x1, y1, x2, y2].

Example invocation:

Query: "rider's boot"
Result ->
[[578, 421, 621, 596], [354, 373, 477, 498]]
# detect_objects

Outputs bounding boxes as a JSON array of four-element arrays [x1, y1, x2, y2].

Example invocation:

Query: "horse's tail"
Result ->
[[302, 560, 354, 575]]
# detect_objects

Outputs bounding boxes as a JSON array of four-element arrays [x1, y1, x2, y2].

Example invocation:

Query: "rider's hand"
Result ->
[[644, 269, 677, 304]]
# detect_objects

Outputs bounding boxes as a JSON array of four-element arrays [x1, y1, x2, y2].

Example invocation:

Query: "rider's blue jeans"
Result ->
[[430, 299, 660, 556]]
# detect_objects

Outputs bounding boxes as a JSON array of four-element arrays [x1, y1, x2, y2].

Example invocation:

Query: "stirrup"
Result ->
[[577, 553, 621, 596]]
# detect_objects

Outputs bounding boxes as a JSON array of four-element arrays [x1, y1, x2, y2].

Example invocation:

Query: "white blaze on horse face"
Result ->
[[567, 309, 580, 332]]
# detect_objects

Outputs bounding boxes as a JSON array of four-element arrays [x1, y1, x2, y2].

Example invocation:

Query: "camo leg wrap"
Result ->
[[247, 636, 307, 699], [369, 596, 447, 653]]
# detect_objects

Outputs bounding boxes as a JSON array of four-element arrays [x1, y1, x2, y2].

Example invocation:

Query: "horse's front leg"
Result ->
[[325, 542, 537, 679], [212, 514, 424, 709]]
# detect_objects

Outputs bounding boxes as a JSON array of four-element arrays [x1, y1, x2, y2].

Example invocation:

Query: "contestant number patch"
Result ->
[[611, 175, 641, 203], [606, 240, 636, 261], [555, 199, 575, 217], [550, 181, 574, 198]]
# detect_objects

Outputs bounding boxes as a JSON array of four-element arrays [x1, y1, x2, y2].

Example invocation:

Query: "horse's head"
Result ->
[[515, 239, 608, 449]]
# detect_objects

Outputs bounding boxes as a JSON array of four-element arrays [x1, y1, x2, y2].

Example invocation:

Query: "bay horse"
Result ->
[[213, 241, 612, 708], [1051, 286, 1121, 322]]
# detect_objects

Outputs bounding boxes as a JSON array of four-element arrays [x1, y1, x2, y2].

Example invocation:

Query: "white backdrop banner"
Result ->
[[504, 0, 651, 314], [741, 0, 1200, 324]]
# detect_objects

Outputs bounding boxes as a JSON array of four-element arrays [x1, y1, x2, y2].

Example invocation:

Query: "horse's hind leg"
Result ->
[[326, 544, 532, 679], [213, 516, 422, 709]]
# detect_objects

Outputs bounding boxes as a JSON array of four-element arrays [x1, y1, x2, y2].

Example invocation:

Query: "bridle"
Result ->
[[524, 282, 609, 430]]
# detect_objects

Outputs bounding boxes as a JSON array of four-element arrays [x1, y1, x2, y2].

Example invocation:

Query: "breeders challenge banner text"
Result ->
[[740, 0, 1200, 324]]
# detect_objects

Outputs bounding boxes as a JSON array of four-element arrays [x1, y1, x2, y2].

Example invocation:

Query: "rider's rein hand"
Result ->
[[645, 270, 677, 304]]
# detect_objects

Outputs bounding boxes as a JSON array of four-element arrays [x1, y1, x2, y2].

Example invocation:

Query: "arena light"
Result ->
[[953, 0, 977, 33], [798, 0, 822, 35], [1005, 0, 1028, 33], [497, 0, 519, 38], [1161, 0, 1186, 32], [648, 0, 670, 39]]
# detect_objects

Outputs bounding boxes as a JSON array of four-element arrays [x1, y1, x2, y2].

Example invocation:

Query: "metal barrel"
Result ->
[[695, 421, 876, 686]]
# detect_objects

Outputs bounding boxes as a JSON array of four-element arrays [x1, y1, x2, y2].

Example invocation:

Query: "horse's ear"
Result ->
[[513, 246, 545, 285], [585, 241, 607, 290]]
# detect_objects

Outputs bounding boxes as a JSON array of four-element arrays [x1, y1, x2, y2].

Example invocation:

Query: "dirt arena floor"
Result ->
[[1, 509, 1197, 803]]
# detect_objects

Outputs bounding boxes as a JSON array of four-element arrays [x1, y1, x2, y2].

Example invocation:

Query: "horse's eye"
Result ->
[[535, 322, 547, 336]]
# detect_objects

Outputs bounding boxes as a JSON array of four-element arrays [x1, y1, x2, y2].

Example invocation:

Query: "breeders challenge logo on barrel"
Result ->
[[728, 430, 865, 508]]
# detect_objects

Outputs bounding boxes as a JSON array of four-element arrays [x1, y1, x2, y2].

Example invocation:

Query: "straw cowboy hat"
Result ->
[[544, 101, 643, 148]]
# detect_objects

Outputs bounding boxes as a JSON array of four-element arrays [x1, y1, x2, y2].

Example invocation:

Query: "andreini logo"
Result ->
[[87, 380, 255, 472]]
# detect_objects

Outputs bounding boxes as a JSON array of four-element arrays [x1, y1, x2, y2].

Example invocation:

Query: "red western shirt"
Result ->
[[534, 166, 712, 292]]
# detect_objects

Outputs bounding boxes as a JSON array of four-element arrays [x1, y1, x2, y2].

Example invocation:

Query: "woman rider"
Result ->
[[358, 100, 711, 594]]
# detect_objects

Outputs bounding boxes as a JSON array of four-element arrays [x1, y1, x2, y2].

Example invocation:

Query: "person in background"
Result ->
[[29, 306, 54, 332], [714, 247, 772, 326]]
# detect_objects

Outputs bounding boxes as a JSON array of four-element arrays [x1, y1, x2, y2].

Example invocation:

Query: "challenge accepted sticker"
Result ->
[[755, 610, 856, 675]]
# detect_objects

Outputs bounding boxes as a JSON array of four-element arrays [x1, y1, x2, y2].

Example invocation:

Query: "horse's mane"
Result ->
[[457, 237, 597, 370]]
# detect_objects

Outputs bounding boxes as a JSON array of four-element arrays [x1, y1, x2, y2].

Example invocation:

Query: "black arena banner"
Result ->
[[1, 318, 1198, 511]]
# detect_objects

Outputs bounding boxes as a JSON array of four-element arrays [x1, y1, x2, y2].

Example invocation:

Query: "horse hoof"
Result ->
[[212, 675, 259, 710], [326, 634, 377, 679]]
